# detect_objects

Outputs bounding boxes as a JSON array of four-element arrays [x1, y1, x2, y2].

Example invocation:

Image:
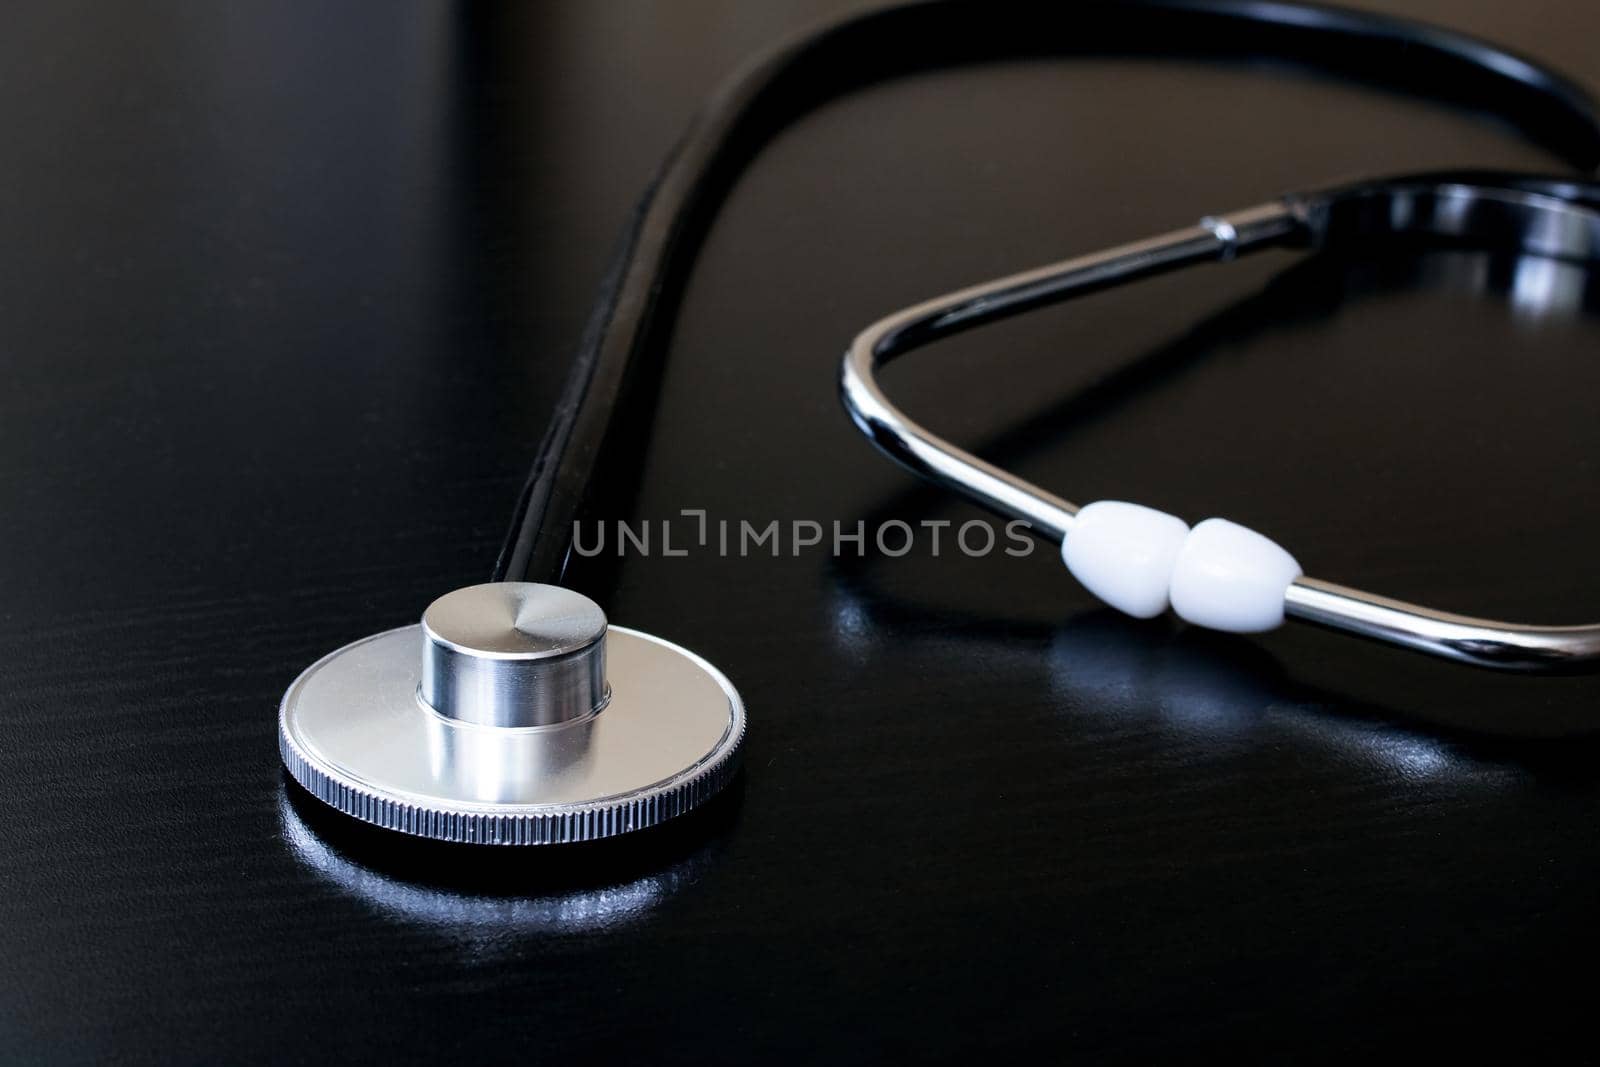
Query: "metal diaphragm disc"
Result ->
[[279, 625, 745, 845]]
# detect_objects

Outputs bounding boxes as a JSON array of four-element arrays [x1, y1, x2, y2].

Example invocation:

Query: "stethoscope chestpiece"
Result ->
[[278, 583, 745, 845]]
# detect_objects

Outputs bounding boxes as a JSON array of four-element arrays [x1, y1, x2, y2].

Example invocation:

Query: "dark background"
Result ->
[[3, 1, 1599, 1062]]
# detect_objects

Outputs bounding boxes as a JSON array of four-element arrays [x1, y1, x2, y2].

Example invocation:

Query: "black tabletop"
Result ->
[[4, 2, 1600, 1062]]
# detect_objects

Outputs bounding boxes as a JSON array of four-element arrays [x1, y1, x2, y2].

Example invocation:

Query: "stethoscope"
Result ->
[[279, 1, 1600, 846]]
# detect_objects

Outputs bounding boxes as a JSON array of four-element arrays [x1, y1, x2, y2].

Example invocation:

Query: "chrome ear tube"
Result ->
[[279, 583, 744, 845], [841, 175, 1600, 672]]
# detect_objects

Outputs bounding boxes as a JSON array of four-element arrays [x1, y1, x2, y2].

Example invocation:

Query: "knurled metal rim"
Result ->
[[278, 626, 745, 846]]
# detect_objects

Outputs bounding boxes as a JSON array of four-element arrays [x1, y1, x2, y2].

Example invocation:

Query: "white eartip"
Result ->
[[1061, 501, 1190, 619], [1169, 518, 1301, 633]]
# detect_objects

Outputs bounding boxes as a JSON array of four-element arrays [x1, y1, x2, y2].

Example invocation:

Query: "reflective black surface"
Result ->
[[2, 2, 1599, 1062]]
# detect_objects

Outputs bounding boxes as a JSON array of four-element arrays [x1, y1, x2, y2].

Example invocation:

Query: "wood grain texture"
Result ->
[[1, 1, 1598, 1062]]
